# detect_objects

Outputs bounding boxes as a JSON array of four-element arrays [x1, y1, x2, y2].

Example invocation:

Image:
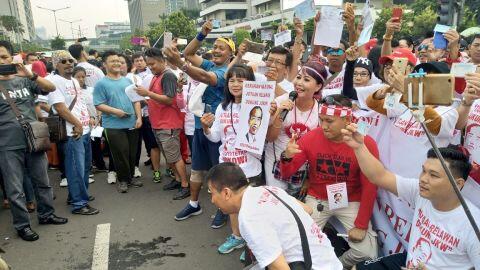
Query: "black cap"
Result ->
[[413, 62, 450, 74]]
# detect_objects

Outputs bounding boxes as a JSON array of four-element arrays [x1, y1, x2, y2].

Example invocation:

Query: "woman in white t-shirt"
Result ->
[[201, 64, 265, 255], [265, 61, 328, 193]]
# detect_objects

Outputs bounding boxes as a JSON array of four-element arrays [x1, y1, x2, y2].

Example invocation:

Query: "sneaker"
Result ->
[[89, 173, 94, 178], [163, 179, 181, 191], [17, 226, 39, 241], [218, 235, 246, 254], [117, 182, 128, 193], [134, 167, 142, 178], [166, 168, 175, 178], [72, 205, 100, 215], [173, 187, 190, 200], [129, 178, 143, 188], [240, 250, 246, 262], [211, 209, 228, 229], [107, 171, 117, 184], [153, 171, 162, 183], [59, 178, 68, 187], [174, 203, 202, 221], [89, 178, 95, 184]]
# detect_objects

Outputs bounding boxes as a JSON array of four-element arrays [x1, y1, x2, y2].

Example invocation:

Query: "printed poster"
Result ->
[[235, 81, 275, 155]]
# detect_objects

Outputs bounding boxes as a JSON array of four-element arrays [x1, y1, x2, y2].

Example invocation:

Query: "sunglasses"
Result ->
[[326, 48, 345, 56], [60, 59, 74, 64], [321, 95, 343, 106], [417, 44, 428, 51]]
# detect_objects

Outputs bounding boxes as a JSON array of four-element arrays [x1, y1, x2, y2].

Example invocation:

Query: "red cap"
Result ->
[[379, 48, 417, 66]]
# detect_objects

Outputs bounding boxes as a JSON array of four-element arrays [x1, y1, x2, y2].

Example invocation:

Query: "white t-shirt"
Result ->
[[140, 73, 154, 117], [264, 93, 319, 188], [183, 79, 199, 136], [35, 95, 50, 118], [396, 175, 480, 270], [135, 68, 152, 81], [239, 186, 342, 269], [46, 74, 91, 136], [77, 62, 104, 88], [322, 67, 382, 98], [205, 103, 262, 178], [83, 86, 96, 118], [464, 100, 480, 164]]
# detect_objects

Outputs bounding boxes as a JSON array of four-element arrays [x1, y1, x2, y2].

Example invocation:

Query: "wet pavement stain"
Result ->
[[110, 236, 186, 269]]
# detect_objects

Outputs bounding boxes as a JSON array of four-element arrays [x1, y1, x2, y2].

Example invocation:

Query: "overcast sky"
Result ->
[[31, 0, 130, 39]]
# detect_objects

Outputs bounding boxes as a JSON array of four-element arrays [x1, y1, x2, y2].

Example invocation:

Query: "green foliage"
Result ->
[[411, 7, 437, 39], [0, 15, 24, 33], [232, 29, 251, 46], [14, 42, 47, 53], [180, 8, 200, 20], [372, 6, 414, 41], [409, 0, 437, 15], [50, 36, 66, 50], [146, 11, 197, 46]]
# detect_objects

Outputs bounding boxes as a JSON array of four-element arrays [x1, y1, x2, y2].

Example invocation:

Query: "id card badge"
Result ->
[[326, 182, 348, 210], [356, 120, 370, 136], [383, 92, 402, 110]]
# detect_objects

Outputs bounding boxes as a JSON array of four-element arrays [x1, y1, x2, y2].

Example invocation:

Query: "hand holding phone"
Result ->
[[392, 7, 403, 22], [205, 104, 212, 114]]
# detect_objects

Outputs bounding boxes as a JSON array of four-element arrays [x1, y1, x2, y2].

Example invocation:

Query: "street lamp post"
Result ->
[[59, 19, 82, 39], [36, 6, 70, 37]]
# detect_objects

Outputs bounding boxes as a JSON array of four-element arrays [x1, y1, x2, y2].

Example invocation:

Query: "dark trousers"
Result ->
[[92, 134, 115, 171], [104, 129, 139, 183], [57, 141, 66, 179], [0, 150, 55, 230]]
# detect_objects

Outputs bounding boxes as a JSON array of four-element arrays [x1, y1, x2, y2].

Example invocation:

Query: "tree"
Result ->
[[180, 8, 200, 20], [146, 11, 197, 46], [50, 36, 66, 50], [233, 29, 251, 46], [0, 15, 24, 34], [411, 7, 437, 39]]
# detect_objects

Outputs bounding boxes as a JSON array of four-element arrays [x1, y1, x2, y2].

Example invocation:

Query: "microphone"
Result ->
[[279, 91, 298, 121]]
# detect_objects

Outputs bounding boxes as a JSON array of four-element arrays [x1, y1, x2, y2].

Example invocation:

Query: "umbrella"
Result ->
[[460, 27, 480, 37]]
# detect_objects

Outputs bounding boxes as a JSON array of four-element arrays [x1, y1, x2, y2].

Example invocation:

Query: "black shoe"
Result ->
[[67, 195, 95, 205], [17, 226, 39, 241], [39, 214, 68, 225], [173, 187, 191, 200], [163, 179, 181, 191], [117, 182, 128, 193], [72, 205, 100, 215], [128, 179, 143, 188], [144, 159, 152, 166]]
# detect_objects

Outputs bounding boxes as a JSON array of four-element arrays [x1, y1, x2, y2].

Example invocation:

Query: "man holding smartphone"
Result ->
[[47, 50, 99, 215], [0, 40, 68, 241]]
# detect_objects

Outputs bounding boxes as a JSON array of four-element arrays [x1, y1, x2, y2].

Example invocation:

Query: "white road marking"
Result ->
[[91, 223, 111, 270]]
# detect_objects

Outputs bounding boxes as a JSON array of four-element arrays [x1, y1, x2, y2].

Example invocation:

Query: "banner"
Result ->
[[235, 81, 275, 155]]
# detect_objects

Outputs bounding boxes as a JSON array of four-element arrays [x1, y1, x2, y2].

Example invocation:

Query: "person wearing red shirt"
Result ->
[[280, 94, 378, 269], [135, 48, 190, 200]]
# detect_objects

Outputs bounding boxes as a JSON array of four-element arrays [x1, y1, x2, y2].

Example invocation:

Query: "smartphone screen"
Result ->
[[163, 32, 173, 48], [205, 104, 212, 114], [392, 7, 403, 22], [393, 58, 408, 76], [0, 64, 17, 76]]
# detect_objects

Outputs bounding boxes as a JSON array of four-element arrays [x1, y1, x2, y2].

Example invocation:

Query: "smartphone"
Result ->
[[392, 7, 403, 22], [246, 40, 266, 55], [177, 38, 188, 45], [131, 37, 144, 45], [393, 57, 409, 76], [0, 64, 17, 75], [205, 104, 212, 114], [256, 65, 269, 75], [401, 74, 454, 106], [163, 32, 173, 48], [212, 19, 221, 29]]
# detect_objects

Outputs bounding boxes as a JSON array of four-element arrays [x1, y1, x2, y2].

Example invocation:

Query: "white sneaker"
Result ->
[[60, 178, 68, 187], [134, 167, 142, 178], [89, 178, 95, 184], [107, 171, 117, 184]]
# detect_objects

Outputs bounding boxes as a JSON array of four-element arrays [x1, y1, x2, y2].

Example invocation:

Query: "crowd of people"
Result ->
[[1, 6, 480, 270]]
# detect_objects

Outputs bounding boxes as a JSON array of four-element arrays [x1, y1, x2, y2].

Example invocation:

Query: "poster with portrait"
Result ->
[[235, 81, 275, 155]]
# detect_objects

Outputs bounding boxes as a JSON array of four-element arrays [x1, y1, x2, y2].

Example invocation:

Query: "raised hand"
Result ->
[[385, 18, 401, 35], [345, 46, 360, 62], [202, 20, 213, 36], [341, 123, 365, 149], [269, 101, 278, 116]]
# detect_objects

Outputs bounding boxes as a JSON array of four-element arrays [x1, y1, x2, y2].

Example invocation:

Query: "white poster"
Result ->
[[261, 29, 273, 41], [313, 6, 344, 47], [235, 81, 275, 155], [282, 0, 342, 10]]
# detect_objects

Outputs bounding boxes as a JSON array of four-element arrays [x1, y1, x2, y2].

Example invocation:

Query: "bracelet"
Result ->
[[280, 151, 293, 162], [196, 32, 206, 42], [383, 35, 393, 41]]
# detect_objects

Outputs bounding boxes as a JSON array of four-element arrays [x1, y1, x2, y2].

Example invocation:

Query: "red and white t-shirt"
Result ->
[[205, 103, 262, 178], [396, 175, 480, 270], [462, 99, 480, 208], [239, 186, 343, 269]]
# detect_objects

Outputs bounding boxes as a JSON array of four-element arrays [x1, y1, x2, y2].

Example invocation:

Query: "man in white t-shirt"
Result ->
[[47, 50, 99, 216], [206, 162, 343, 270], [68, 44, 104, 88], [341, 124, 480, 270]]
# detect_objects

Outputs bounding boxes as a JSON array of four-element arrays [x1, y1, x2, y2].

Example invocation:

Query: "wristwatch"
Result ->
[[280, 151, 293, 162], [29, 72, 38, 81]]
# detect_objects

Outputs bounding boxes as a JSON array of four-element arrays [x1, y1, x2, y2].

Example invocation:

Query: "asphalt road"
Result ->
[[0, 157, 243, 270]]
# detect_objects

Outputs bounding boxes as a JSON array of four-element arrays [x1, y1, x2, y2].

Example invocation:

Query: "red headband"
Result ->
[[319, 104, 352, 118]]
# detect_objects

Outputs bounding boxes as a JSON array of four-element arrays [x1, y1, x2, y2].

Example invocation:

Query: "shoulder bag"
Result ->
[[0, 84, 51, 153], [45, 82, 78, 142]]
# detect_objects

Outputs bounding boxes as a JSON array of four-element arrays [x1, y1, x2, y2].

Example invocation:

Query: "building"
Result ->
[[167, 0, 200, 13], [95, 22, 131, 39], [126, 0, 168, 32], [199, 0, 249, 29], [0, 0, 36, 42], [35, 26, 47, 40]]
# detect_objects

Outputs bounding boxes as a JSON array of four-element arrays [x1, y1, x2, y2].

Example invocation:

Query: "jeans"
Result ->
[[0, 149, 55, 230], [64, 134, 92, 211], [105, 129, 139, 183], [23, 175, 34, 203]]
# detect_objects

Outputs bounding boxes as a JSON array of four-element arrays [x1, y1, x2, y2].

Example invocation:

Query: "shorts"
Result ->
[[191, 129, 221, 171], [153, 129, 181, 164], [355, 252, 407, 270], [142, 117, 158, 150]]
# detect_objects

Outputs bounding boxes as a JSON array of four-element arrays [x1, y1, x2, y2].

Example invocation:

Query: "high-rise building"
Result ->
[[126, 0, 168, 32], [199, 0, 249, 28], [95, 22, 131, 39], [35, 26, 47, 40], [0, 0, 36, 41]]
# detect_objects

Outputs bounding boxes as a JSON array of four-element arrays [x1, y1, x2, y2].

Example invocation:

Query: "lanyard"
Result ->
[[294, 99, 315, 126]]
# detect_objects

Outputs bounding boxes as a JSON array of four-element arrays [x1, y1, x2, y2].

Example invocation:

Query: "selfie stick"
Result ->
[[408, 69, 480, 243]]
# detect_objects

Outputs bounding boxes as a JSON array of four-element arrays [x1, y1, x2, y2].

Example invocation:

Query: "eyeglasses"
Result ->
[[265, 58, 286, 66], [326, 48, 345, 56], [353, 72, 369, 78], [417, 44, 428, 51], [60, 59, 74, 64]]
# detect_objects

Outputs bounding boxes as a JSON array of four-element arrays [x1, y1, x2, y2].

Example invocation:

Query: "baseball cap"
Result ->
[[379, 48, 417, 66], [413, 62, 450, 74]]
